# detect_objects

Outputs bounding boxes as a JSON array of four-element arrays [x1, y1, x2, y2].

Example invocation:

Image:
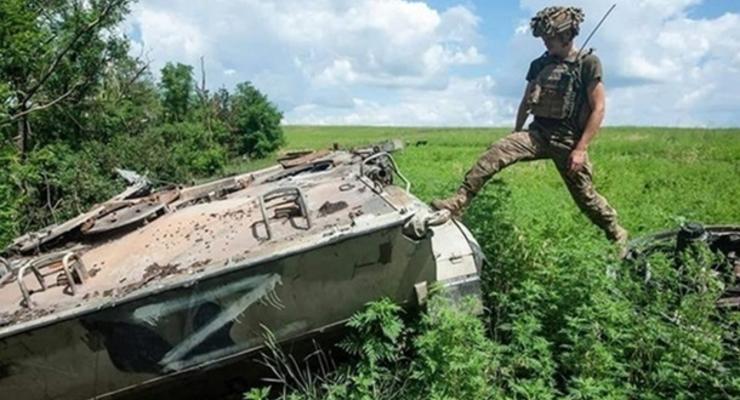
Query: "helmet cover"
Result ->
[[530, 6, 585, 39]]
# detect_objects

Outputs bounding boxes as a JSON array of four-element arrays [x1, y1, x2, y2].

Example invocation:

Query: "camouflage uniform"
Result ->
[[450, 129, 624, 242], [433, 6, 627, 244]]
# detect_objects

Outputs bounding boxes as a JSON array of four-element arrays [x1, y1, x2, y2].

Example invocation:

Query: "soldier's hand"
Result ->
[[568, 149, 587, 174]]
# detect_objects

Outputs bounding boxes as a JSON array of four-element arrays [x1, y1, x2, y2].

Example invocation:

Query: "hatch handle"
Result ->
[[257, 187, 312, 241], [63, 253, 89, 283]]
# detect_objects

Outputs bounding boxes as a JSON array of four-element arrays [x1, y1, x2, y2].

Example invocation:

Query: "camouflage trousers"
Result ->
[[461, 130, 623, 241]]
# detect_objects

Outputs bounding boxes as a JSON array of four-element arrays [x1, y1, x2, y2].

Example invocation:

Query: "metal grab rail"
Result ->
[[62, 253, 89, 295], [359, 152, 412, 192], [256, 187, 312, 241], [16, 251, 88, 308], [17, 261, 47, 308]]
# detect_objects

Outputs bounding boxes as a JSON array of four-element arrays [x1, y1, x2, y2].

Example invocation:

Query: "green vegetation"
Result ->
[[1, 3, 738, 398], [0, 0, 284, 246], [244, 126, 739, 400]]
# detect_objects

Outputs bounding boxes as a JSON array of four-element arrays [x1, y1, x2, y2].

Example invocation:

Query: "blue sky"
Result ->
[[126, 0, 740, 127]]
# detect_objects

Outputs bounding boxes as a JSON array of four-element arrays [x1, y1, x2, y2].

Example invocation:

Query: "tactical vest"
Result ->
[[527, 50, 591, 120]]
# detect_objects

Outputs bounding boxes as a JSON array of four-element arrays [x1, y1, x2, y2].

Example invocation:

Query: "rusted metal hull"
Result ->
[[1, 220, 480, 400], [0, 148, 482, 399]]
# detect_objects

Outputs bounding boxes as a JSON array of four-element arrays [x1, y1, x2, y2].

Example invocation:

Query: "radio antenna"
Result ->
[[577, 3, 617, 58]]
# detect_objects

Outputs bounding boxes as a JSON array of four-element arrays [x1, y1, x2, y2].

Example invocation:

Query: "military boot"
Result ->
[[608, 225, 629, 259], [431, 187, 474, 218]]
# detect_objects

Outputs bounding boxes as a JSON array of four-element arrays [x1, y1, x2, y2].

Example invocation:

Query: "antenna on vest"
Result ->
[[576, 3, 617, 59]]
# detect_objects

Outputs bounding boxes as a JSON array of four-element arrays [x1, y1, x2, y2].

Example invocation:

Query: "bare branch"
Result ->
[[125, 62, 150, 88], [200, 56, 207, 94], [6, 83, 81, 122], [20, 0, 125, 106]]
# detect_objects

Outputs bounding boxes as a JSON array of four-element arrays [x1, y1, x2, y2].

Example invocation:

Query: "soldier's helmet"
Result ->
[[530, 6, 585, 39]]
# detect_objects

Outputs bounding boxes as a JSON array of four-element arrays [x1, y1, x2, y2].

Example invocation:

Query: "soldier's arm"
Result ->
[[575, 80, 606, 152], [514, 81, 536, 131], [569, 80, 605, 173]]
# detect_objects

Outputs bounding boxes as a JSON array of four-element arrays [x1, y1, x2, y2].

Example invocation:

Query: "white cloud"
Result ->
[[126, 0, 740, 126], [285, 75, 515, 126], [129, 1, 483, 87], [518, 0, 740, 126], [127, 0, 495, 125], [132, 7, 207, 67]]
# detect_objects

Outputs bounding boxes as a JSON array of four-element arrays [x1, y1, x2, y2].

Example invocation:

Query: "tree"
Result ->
[[0, 0, 135, 155], [159, 62, 194, 123], [227, 82, 284, 158]]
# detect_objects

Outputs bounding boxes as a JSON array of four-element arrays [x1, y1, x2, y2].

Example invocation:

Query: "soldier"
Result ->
[[432, 6, 628, 251]]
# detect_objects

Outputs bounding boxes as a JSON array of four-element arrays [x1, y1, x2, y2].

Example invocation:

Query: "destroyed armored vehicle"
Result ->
[[0, 145, 483, 400], [626, 223, 740, 309]]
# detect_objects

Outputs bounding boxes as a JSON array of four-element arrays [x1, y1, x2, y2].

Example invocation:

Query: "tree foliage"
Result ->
[[0, 0, 283, 246], [0, 0, 136, 151], [159, 62, 194, 123], [227, 82, 284, 157]]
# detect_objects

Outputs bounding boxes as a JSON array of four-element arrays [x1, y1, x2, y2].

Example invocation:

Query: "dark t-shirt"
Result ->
[[526, 51, 603, 143]]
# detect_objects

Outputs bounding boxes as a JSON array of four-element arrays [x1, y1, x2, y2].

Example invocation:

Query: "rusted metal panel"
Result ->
[[0, 145, 484, 400], [5, 179, 152, 255], [278, 149, 330, 168]]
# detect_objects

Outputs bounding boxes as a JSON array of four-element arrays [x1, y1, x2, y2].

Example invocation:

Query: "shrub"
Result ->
[[148, 122, 228, 177], [227, 82, 284, 158], [0, 146, 22, 245], [406, 297, 501, 400]]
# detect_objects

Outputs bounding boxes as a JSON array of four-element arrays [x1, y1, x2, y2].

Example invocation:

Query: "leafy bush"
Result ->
[[159, 63, 195, 123], [227, 82, 284, 158], [463, 188, 739, 400], [0, 146, 22, 245], [5, 143, 121, 233], [147, 122, 228, 177], [406, 297, 501, 400], [250, 296, 500, 400], [0, 124, 228, 247], [0, 1, 285, 248]]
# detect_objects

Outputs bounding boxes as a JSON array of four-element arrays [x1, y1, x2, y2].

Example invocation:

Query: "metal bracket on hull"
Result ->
[[256, 187, 312, 241], [62, 253, 89, 294], [16, 251, 88, 308]]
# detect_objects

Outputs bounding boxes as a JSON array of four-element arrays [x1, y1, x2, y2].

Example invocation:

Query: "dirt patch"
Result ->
[[114, 262, 182, 297], [82, 291, 101, 300], [188, 259, 212, 272], [142, 262, 180, 281], [211, 209, 247, 220], [0, 306, 56, 327], [0, 312, 11, 328]]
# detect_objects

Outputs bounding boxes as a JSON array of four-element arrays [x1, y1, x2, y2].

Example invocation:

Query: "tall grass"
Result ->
[[244, 126, 739, 399]]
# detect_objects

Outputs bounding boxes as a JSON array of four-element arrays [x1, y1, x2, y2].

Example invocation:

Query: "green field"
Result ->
[[242, 126, 740, 400]]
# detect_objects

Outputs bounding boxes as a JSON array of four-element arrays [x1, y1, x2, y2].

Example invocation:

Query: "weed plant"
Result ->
[[245, 126, 739, 399]]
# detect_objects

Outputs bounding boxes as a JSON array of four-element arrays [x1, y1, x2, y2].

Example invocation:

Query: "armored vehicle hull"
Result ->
[[0, 147, 482, 399]]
